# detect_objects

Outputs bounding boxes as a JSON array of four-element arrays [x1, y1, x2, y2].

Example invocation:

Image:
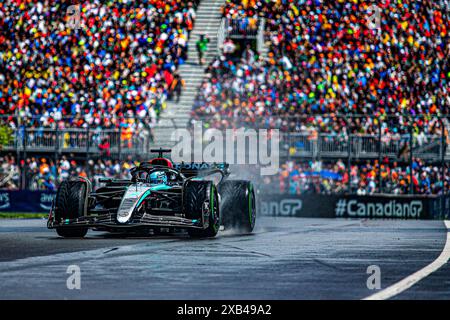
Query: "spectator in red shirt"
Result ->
[[98, 137, 111, 158]]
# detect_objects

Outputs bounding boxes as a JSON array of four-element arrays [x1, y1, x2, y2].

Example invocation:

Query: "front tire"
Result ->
[[218, 180, 256, 233], [184, 180, 220, 238], [56, 228, 88, 238], [54, 179, 89, 238]]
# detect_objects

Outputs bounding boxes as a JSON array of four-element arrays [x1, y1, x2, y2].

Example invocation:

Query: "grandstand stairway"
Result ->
[[151, 0, 224, 148]]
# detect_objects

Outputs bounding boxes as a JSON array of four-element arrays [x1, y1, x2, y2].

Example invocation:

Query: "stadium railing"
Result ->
[[2, 128, 148, 157], [187, 115, 449, 162], [283, 132, 443, 160], [1, 115, 448, 162]]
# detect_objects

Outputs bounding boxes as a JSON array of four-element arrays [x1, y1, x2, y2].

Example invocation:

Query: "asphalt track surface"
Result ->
[[0, 217, 449, 300]]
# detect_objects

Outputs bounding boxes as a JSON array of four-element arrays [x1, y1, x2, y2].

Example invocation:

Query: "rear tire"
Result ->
[[218, 180, 256, 233], [56, 227, 88, 238], [184, 180, 220, 238], [54, 179, 88, 238]]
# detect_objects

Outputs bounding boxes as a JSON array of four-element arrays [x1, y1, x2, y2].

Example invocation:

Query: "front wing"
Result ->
[[47, 212, 204, 230]]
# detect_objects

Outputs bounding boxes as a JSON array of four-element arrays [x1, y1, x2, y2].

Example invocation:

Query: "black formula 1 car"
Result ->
[[47, 149, 256, 238]]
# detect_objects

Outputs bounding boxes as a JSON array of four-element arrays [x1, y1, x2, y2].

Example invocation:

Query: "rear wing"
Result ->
[[174, 162, 230, 178]]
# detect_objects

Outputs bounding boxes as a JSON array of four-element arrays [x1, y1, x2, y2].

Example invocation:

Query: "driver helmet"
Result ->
[[148, 171, 167, 185]]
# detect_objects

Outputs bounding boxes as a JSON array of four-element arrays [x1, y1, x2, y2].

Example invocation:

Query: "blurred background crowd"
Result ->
[[192, 0, 450, 135], [0, 153, 136, 191], [0, 152, 447, 196], [1, 0, 449, 196], [261, 158, 449, 195], [1, 0, 198, 131]]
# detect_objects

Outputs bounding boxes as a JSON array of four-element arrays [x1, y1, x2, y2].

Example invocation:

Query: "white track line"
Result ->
[[364, 220, 450, 300]]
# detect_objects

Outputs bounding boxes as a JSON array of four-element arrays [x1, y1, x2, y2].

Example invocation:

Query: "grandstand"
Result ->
[[0, 0, 449, 195]]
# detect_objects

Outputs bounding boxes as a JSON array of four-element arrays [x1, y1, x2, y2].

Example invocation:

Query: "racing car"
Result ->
[[47, 149, 256, 238]]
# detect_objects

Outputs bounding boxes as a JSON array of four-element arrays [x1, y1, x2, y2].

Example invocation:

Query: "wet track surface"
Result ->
[[0, 217, 448, 299]]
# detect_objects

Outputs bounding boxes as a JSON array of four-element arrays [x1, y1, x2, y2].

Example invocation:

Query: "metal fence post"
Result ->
[[54, 127, 59, 169], [378, 120, 382, 193], [22, 127, 27, 190], [86, 127, 90, 154], [86, 127, 90, 171], [118, 126, 122, 161], [348, 134, 351, 193], [409, 124, 414, 195], [441, 117, 446, 217], [14, 128, 20, 189], [441, 117, 446, 194]]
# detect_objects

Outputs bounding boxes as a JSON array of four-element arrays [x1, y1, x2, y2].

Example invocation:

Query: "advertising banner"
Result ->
[[260, 193, 441, 220], [259, 194, 338, 218], [0, 190, 55, 213], [334, 194, 433, 219], [0, 190, 447, 220]]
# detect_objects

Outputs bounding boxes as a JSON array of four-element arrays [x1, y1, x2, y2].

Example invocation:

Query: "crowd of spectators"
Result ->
[[259, 158, 449, 195], [2, 0, 450, 197], [191, 0, 450, 196], [0, 152, 448, 195], [1, 0, 199, 131], [0, 154, 137, 191], [193, 0, 450, 135]]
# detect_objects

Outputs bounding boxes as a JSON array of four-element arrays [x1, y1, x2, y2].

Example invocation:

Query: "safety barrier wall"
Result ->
[[259, 193, 448, 220], [1, 190, 448, 219], [0, 190, 55, 213]]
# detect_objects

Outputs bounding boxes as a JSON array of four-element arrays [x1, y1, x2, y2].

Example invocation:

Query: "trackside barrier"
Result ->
[[0, 190, 55, 213], [259, 194, 449, 220], [1, 190, 449, 219]]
